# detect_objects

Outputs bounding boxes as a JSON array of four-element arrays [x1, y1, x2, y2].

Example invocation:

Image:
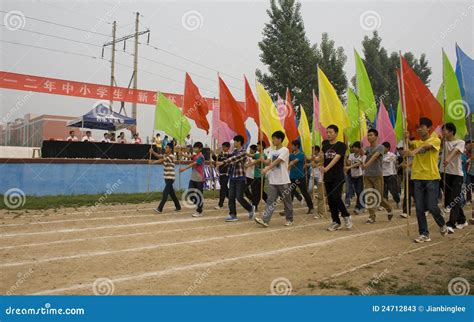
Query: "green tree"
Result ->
[[256, 0, 347, 121]]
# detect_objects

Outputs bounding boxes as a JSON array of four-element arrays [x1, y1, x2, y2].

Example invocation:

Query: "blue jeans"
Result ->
[[413, 180, 445, 236], [345, 174, 354, 204], [228, 178, 252, 216]]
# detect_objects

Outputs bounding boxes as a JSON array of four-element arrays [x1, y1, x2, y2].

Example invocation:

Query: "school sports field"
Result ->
[[1, 199, 472, 296]]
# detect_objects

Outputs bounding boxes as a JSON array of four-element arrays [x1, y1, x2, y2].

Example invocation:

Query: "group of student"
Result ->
[[149, 116, 472, 243]]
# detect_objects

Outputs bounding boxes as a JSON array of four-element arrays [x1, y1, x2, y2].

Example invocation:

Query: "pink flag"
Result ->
[[211, 103, 236, 147], [376, 102, 397, 152], [313, 91, 327, 140], [277, 94, 286, 126]]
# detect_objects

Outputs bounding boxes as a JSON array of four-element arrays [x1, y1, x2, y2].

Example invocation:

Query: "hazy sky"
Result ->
[[1, 0, 472, 145]]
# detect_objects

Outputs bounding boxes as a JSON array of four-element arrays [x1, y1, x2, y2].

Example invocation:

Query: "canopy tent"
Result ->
[[67, 104, 136, 131]]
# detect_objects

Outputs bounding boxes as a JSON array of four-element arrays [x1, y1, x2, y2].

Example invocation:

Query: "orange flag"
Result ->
[[219, 76, 247, 142], [183, 73, 210, 133], [398, 56, 443, 139], [284, 88, 299, 146]]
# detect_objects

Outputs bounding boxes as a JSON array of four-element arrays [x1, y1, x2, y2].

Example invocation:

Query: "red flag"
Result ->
[[244, 75, 258, 123], [219, 76, 247, 142], [183, 73, 210, 133], [284, 89, 299, 147], [244, 75, 269, 146], [398, 56, 443, 139]]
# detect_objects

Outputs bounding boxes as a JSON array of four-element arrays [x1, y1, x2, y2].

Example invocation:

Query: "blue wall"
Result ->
[[0, 163, 191, 196]]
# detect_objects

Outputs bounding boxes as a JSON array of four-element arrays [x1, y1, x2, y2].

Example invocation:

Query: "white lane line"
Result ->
[[0, 206, 309, 237], [327, 241, 444, 279], [32, 223, 408, 295], [1, 222, 323, 268]]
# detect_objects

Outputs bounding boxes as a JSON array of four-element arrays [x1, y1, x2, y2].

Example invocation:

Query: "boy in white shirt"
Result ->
[[255, 131, 293, 227]]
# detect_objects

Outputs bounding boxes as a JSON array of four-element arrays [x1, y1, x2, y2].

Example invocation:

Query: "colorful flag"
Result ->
[[355, 49, 377, 122], [284, 88, 300, 147], [317, 66, 350, 142], [256, 82, 287, 146], [394, 101, 404, 142], [183, 73, 210, 133], [298, 105, 312, 157], [376, 102, 397, 152], [244, 75, 258, 123], [312, 90, 326, 146], [211, 104, 236, 147], [218, 76, 247, 142], [345, 88, 368, 145], [436, 50, 467, 139], [456, 44, 474, 114], [398, 56, 443, 139], [154, 93, 191, 144]]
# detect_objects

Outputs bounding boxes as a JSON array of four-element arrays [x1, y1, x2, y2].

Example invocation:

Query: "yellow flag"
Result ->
[[256, 82, 287, 146], [317, 67, 350, 142], [298, 105, 311, 157]]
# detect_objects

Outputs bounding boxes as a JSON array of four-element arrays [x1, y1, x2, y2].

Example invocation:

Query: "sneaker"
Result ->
[[214, 205, 224, 210], [400, 213, 408, 218], [248, 205, 256, 220], [366, 218, 376, 224], [154, 208, 162, 214], [192, 212, 203, 217], [414, 234, 431, 243], [446, 226, 455, 234], [327, 222, 342, 231], [254, 217, 268, 227], [343, 216, 353, 230], [225, 216, 238, 222], [440, 225, 449, 236], [388, 212, 393, 221], [284, 220, 294, 227], [425, 211, 429, 217], [455, 222, 468, 230], [353, 208, 364, 215], [313, 214, 322, 219], [300, 199, 305, 206], [307, 208, 314, 215]]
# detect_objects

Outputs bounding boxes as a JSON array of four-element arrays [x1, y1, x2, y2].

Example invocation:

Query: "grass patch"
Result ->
[[319, 280, 337, 289], [394, 283, 426, 295], [1, 190, 217, 211]]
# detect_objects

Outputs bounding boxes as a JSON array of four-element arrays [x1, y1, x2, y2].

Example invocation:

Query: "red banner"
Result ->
[[0, 71, 221, 109]]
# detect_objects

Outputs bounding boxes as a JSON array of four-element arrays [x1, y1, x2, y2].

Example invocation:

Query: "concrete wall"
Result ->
[[0, 163, 192, 196], [0, 146, 38, 159]]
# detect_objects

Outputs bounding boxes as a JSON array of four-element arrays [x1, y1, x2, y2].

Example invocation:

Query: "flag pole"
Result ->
[[316, 66, 329, 220], [354, 48, 365, 148], [398, 52, 410, 236], [442, 49, 448, 215], [456, 43, 474, 223], [255, 79, 265, 207]]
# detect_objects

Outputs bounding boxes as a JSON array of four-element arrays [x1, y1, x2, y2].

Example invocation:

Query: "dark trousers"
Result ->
[[442, 173, 467, 227], [324, 179, 350, 225], [218, 175, 229, 207], [352, 176, 364, 210], [229, 178, 253, 216], [188, 180, 204, 213], [158, 179, 181, 211], [251, 177, 268, 209], [413, 180, 445, 236], [291, 178, 313, 209], [383, 175, 401, 203], [245, 177, 254, 201]]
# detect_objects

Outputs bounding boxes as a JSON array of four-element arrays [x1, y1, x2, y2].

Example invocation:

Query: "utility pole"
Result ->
[[102, 13, 150, 124], [132, 12, 139, 121], [110, 21, 117, 110]]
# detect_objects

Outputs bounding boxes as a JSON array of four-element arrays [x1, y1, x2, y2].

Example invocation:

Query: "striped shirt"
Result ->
[[163, 154, 176, 180]]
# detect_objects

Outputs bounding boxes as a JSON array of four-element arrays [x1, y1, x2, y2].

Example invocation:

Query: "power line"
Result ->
[[0, 10, 110, 37]]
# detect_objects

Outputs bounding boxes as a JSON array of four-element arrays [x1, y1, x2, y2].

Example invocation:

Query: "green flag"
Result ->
[[436, 51, 467, 139], [394, 101, 404, 142], [345, 88, 367, 144], [154, 93, 191, 145], [355, 49, 377, 122]]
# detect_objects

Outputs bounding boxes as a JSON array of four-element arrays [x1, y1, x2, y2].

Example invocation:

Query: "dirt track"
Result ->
[[0, 199, 472, 295]]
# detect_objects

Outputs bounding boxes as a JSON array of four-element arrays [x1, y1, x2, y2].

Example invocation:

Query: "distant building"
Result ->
[[0, 114, 78, 147]]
